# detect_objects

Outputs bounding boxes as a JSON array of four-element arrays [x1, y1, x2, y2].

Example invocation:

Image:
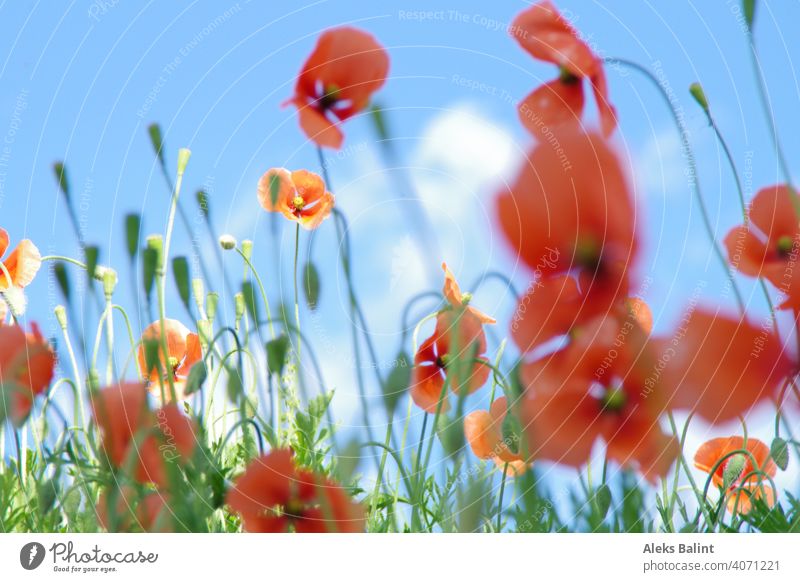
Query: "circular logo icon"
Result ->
[[20, 542, 46, 570]]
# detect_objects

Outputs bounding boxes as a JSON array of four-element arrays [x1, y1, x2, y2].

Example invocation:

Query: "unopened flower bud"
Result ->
[[219, 234, 237, 250]]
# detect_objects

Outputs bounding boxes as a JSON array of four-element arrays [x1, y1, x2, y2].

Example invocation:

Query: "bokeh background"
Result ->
[[2, 0, 800, 517]]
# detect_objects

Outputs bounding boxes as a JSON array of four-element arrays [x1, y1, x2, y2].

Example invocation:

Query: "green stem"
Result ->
[[607, 57, 746, 315], [496, 463, 509, 532]]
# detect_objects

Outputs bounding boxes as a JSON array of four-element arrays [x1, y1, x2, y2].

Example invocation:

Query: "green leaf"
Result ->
[[303, 261, 321, 310], [172, 256, 191, 309], [771, 437, 790, 471], [266, 335, 290, 377], [124, 213, 141, 261]]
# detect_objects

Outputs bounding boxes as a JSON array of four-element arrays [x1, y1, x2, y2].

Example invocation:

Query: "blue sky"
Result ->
[[2, 0, 800, 515]]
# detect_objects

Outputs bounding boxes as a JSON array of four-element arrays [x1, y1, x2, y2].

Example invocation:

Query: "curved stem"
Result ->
[[607, 57, 746, 315]]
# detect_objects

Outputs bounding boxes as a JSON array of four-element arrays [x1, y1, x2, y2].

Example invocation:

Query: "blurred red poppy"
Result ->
[[0, 322, 56, 426], [257, 168, 334, 230], [137, 319, 202, 402], [520, 312, 677, 482], [659, 309, 793, 423], [694, 436, 777, 514], [497, 129, 637, 323], [724, 185, 800, 309], [0, 227, 42, 292], [410, 309, 492, 413], [511, 1, 616, 137], [91, 383, 198, 488], [226, 448, 365, 533], [285, 27, 389, 149]]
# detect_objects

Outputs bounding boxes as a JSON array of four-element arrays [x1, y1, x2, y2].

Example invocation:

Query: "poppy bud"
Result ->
[[53, 161, 70, 200], [101, 268, 118, 298], [383, 351, 410, 415], [86, 368, 100, 393], [176, 148, 191, 176], [183, 361, 207, 397], [743, 0, 755, 28], [689, 82, 709, 114], [437, 415, 465, 458], [241, 281, 259, 323], [192, 278, 205, 315], [266, 335, 290, 377], [303, 261, 321, 310], [206, 292, 219, 322], [172, 256, 191, 309], [723, 454, 746, 488], [196, 190, 210, 218], [234, 292, 245, 329], [219, 234, 237, 250], [771, 437, 789, 471], [198, 319, 212, 349], [241, 239, 253, 262], [142, 337, 162, 378], [54, 305, 68, 329], [148, 123, 165, 166], [124, 213, 141, 261]]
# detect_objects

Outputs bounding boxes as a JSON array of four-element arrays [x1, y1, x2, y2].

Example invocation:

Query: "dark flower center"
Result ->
[[776, 234, 795, 258], [601, 386, 627, 413]]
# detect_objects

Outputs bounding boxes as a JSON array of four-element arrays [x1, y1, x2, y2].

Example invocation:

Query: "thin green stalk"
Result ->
[[496, 463, 509, 532], [293, 222, 301, 362], [746, 29, 800, 214], [607, 57, 746, 315], [156, 149, 191, 404]]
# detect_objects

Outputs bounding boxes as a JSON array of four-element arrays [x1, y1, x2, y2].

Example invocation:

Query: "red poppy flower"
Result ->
[[137, 319, 202, 402], [285, 27, 389, 149], [257, 168, 334, 230], [91, 383, 198, 488], [410, 309, 492, 413], [441, 262, 496, 324], [511, 1, 616, 137], [97, 487, 172, 532], [0, 227, 42, 291], [0, 322, 56, 426], [724, 185, 800, 309], [659, 308, 793, 423], [497, 129, 637, 321], [226, 448, 365, 533], [465, 396, 530, 477], [520, 313, 677, 482], [694, 436, 777, 514]]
